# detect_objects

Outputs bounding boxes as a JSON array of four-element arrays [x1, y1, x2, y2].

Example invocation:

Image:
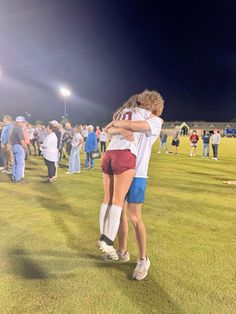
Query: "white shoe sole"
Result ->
[[99, 241, 119, 260], [132, 259, 150, 281], [102, 251, 130, 262]]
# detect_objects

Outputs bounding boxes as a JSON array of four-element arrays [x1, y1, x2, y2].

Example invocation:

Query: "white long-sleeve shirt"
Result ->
[[41, 132, 58, 162], [212, 133, 221, 145]]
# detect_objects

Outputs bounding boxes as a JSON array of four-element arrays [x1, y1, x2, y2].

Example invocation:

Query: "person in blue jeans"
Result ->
[[0, 122, 5, 169], [202, 130, 210, 157], [66, 125, 84, 174], [84, 125, 97, 169], [10, 116, 27, 182], [157, 130, 168, 153]]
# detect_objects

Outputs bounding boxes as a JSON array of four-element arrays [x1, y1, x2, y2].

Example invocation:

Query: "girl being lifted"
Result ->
[[98, 90, 164, 267]]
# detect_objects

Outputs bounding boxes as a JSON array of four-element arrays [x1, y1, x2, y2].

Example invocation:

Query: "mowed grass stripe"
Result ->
[[0, 137, 235, 313]]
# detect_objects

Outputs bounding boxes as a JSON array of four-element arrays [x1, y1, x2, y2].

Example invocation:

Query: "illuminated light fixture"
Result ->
[[60, 87, 71, 97], [60, 86, 71, 122]]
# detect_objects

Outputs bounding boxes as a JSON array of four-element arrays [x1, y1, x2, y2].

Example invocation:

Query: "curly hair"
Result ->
[[113, 89, 164, 120]]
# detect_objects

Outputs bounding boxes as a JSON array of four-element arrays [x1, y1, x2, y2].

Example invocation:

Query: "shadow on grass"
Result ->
[[9, 248, 50, 280], [6, 158, 184, 312], [32, 184, 185, 313], [95, 261, 184, 313]]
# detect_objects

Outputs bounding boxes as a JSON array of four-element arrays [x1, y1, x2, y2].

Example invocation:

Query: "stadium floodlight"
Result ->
[[60, 87, 71, 97], [60, 87, 71, 122]]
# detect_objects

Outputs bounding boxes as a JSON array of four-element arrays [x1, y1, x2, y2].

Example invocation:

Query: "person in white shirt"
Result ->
[[102, 98, 163, 280], [40, 124, 58, 183], [211, 129, 221, 160], [82, 125, 88, 141], [98, 90, 164, 279], [100, 128, 108, 152], [28, 124, 37, 156], [66, 125, 84, 174]]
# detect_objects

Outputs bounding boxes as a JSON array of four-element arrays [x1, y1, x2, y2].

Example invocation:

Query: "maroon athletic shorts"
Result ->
[[101, 149, 136, 175]]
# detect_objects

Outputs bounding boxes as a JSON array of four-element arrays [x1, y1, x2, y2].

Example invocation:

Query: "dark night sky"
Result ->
[[0, 0, 236, 123]]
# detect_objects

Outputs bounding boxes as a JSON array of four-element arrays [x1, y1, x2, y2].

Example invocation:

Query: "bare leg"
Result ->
[[105, 169, 135, 242], [190, 147, 193, 156], [112, 169, 135, 206], [102, 173, 113, 205], [128, 203, 146, 260], [118, 202, 128, 254], [98, 173, 114, 239]]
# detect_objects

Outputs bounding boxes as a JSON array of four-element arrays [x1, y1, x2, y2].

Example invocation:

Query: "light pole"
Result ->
[[60, 87, 71, 123]]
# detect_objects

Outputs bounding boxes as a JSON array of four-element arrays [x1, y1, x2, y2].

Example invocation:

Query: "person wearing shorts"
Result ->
[[98, 90, 164, 280], [189, 130, 199, 157], [98, 97, 148, 257], [170, 127, 180, 154]]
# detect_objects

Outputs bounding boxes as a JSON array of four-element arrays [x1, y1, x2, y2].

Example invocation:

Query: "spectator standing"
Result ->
[[212, 129, 221, 160], [50, 120, 62, 178], [189, 130, 199, 157], [100, 128, 108, 153], [96, 126, 101, 144], [82, 125, 88, 142], [202, 130, 210, 158], [63, 122, 75, 155], [36, 125, 47, 156], [58, 123, 66, 160], [23, 123, 30, 157], [1, 115, 13, 174], [0, 122, 5, 169], [40, 124, 58, 182], [170, 127, 180, 154], [66, 125, 83, 174], [157, 130, 168, 153], [28, 124, 37, 156], [10, 116, 27, 182], [22, 124, 30, 178], [84, 125, 97, 169]]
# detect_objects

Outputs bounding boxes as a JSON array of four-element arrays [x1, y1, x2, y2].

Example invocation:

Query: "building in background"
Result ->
[[163, 121, 236, 137]]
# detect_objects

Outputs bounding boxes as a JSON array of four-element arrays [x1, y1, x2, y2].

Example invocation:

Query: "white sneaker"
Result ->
[[117, 251, 130, 262], [0, 167, 5, 171], [65, 171, 74, 174], [165, 151, 169, 154], [102, 251, 130, 262], [5, 170, 12, 174], [132, 257, 150, 280], [99, 241, 119, 261], [157, 151, 161, 154]]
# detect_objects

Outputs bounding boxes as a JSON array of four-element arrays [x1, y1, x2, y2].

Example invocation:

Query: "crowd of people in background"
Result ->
[[0, 114, 222, 184], [158, 126, 221, 160], [0, 115, 108, 183]]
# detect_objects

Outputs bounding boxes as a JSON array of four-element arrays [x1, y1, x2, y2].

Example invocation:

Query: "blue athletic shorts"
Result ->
[[126, 178, 147, 203]]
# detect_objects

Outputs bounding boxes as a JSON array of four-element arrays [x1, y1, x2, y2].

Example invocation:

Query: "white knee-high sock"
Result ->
[[105, 205, 122, 241], [99, 203, 109, 234], [103, 206, 110, 235]]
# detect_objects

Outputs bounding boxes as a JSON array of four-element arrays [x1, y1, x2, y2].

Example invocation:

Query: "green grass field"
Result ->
[[0, 137, 235, 314]]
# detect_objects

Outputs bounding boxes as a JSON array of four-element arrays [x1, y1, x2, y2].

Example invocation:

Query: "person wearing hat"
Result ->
[[10, 116, 27, 182]]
